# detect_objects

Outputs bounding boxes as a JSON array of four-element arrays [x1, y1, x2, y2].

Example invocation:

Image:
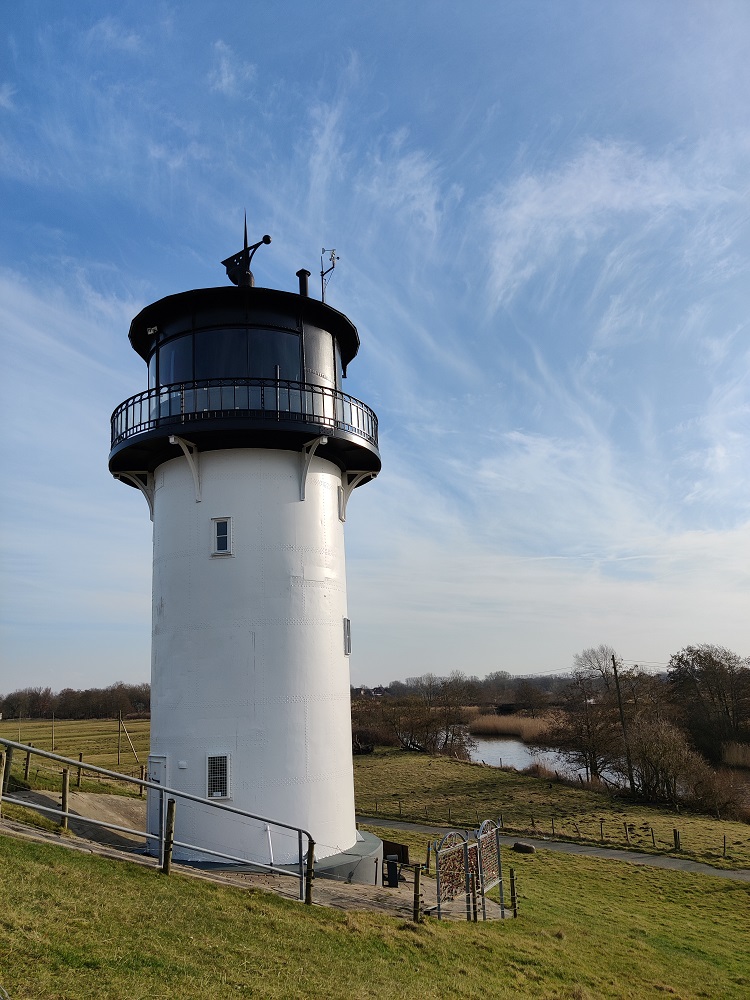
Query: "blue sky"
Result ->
[[1, 2, 749, 692]]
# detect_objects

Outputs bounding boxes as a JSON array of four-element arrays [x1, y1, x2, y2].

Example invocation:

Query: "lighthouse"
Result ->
[[109, 232, 380, 873]]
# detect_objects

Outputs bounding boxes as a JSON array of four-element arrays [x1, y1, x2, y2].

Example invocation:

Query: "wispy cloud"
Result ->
[[85, 18, 143, 55], [0, 83, 16, 111], [207, 40, 256, 97], [478, 138, 743, 313]]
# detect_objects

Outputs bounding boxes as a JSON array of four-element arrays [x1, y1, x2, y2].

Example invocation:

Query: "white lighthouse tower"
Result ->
[[109, 232, 380, 874]]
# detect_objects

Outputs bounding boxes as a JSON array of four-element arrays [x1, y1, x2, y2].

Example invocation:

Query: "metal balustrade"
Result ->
[[0, 737, 314, 901], [111, 378, 379, 450]]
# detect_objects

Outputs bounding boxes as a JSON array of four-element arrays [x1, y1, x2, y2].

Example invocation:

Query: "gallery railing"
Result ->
[[111, 378, 379, 450]]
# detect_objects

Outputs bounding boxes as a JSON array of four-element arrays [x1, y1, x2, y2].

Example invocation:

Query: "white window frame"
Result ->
[[207, 754, 231, 799], [211, 516, 233, 556]]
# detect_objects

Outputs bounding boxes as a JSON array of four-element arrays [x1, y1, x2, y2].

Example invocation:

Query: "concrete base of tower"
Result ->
[[176, 831, 384, 887], [313, 830, 384, 886]]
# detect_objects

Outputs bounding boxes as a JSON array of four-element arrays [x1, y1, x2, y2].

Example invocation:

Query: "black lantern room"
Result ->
[[109, 237, 380, 486]]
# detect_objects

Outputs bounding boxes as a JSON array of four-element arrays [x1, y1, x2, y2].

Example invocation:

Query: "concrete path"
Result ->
[[357, 815, 750, 884]]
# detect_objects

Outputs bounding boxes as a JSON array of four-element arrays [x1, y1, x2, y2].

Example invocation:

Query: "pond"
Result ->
[[470, 735, 578, 776]]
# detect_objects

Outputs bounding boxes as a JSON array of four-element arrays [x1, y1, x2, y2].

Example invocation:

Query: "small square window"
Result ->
[[212, 517, 232, 556], [343, 617, 351, 656], [207, 754, 230, 798]]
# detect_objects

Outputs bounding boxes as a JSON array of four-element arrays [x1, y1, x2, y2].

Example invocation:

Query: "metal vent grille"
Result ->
[[343, 617, 351, 656], [207, 755, 229, 798]]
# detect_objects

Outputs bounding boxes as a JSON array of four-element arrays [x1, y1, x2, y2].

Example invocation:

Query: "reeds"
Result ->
[[468, 713, 550, 742], [723, 742, 750, 769]]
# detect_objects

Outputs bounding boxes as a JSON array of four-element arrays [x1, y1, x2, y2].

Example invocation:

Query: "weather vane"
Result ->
[[320, 247, 339, 302], [222, 213, 272, 287]]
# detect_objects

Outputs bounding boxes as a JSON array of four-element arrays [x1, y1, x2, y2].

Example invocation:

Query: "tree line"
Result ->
[[352, 643, 750, 816], [0, 682, 150, 721], [543, 643, 749, 814]]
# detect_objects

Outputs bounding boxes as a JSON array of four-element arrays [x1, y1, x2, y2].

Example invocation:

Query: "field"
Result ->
[[3, 721, 749, 869], [2, 722, 750, 997], [353, 749, 750, 870], [1, 830, 749, 999], [0, 717, 149, 795]]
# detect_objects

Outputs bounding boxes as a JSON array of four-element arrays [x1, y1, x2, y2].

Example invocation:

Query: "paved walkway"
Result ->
[[357, 815, 750, 883]]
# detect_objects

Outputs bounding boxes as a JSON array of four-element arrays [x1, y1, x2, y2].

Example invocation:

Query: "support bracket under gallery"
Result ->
[[169, 435, 201, 502], [300, 436, 328, 501], [114, 472, 155, 520], [339, 471, 378, 522]]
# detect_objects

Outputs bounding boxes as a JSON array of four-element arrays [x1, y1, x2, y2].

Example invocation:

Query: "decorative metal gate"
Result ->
[[477, 819, 504, 920], [433, 818, 506, 921]]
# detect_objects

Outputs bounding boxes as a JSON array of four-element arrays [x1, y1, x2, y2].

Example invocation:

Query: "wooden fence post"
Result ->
[[673, 829, 681, 851], [600, 819, 604, 841], [60, 768, 69, 831], [624, 822, 631, 845], [651, 828, 656, 848], [139, 764, 146, 797], [161, 798, 176, 874], [2, 747, 13, 794], [425, 841, 431, 873], [76, 752, 83, 789], [0, 750, 6, 816], [304, 839, 315, 905], [723, 835, 727, 858], [24, 744, 33, 782], [413, 864, 422, 923], [510, 867, 518, 918]]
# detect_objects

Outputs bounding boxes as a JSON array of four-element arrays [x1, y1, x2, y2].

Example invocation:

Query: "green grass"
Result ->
[[1, 832, 748, 999], [4, 723, 749, 869], [354, 749, 750, 870], [0, 718, 149, 797]]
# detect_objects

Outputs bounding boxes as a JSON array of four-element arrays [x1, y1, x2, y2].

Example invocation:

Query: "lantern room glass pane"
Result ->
[[159, 336, 193, 386], [195, 329, 249, 380], [248, 329, 301, 380]]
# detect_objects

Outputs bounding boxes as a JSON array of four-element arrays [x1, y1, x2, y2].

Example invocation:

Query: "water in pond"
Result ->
[[470, 735, 575, 775]]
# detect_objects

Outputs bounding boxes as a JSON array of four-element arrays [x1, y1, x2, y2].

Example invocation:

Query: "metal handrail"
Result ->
[[0, 738, 314, 899], [110, 378, 379, 450]]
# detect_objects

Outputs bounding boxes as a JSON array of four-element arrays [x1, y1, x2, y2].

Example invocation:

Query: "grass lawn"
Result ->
[[353, 749, 750, 870], [1, 832, 748, 999], [0, 718, 149, 796]]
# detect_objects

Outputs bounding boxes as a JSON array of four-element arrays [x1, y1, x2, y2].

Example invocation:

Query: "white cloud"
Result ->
[[0, 83, 16, 111], [85, 18, 142, 55], [478, 138, 743, 312], [207, 40, 256, 97]]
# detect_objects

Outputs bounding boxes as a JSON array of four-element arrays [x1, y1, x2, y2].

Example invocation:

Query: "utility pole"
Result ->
[[612, 655, 635, 795]]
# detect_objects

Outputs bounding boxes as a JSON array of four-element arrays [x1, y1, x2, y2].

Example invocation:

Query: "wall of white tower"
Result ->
[[147, 447, 357, 863]]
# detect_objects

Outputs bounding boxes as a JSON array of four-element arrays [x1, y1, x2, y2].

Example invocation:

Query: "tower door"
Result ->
[[146, 754, 167, 851]]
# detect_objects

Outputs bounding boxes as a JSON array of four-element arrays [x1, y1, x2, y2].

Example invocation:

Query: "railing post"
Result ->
[[298, 830, 305, 900], [162, 799, 176, 874], [60, 768, 69, 831], [159, 788, 166, 869], [2, 747, 13, 794], [304, 839, 315, 905]]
